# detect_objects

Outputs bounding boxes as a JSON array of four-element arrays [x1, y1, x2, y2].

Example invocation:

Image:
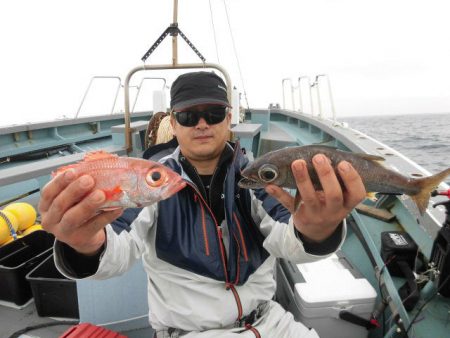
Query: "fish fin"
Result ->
[[294, 190, 302, 212], [83, 150, 118, 162], [52, 151, 117, 177], [353, 152, 385, 162], [103, 186, 123, 201], [411, 168, 450, 215]]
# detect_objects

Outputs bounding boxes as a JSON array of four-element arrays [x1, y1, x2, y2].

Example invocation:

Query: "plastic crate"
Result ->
[[26, 253, 79, 319], [60, 323, 127, 338], [0, 230, 54, 305]]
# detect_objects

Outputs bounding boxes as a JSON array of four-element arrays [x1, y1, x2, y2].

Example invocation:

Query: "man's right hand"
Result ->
[[38, 169, 123, 256]]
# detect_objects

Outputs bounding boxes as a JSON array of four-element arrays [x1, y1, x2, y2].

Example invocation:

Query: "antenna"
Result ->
[[141, 0, 206, 65]]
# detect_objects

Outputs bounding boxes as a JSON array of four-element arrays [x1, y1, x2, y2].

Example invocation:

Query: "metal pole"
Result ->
[[316, 74, 337, 121], [172, 0, 179, 66], [282, 78, 292, 110], [291, 83, 295, 111], [314, 75, 322, 118], [131, 77, 167, 113], [309, 80, 314, 116], [297, 76, 310, 113], [326, 76, 337, 122], [75, 76, 122, 118]]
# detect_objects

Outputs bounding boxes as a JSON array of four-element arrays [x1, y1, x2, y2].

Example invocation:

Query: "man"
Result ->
[[39, 71, 366, 337]]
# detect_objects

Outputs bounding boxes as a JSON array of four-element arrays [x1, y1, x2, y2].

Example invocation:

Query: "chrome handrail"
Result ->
[[297, 76, 312, 114], [282, 78, 295, 110], [123, 63, 232, 153], [131, 77, 167, 113], [75, 76, 122, 118], [314, 74, 336, 121]]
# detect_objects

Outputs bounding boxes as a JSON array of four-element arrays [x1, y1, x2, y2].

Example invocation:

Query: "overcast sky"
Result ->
[[1, 0, 449, 126]]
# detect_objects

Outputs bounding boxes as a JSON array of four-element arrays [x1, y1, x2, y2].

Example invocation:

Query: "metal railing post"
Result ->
[[315, 74, 337, 122], [75, 76, 122, 118], [313, 75, 322, 118], [297, 76, 311, 114], [131, 77, 167, 113], [282, 78, 295, 110]]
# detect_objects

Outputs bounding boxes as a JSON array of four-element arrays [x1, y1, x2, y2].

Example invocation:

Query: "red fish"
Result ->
[[52, 151, 185, 210]]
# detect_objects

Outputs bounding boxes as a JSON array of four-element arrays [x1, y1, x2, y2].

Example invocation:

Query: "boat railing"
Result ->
[[297, 76, 313, 114], [75, 76, 168, 120], [131, 77, 167, 113], [312, 74, 337, 121], [282, 74, 337, 123], [282, 78, 295, 111], [75, 76, 122, 118]]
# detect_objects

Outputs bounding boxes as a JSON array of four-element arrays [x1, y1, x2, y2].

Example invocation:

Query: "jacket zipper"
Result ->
[[187, 182, 229, 282], [233, 211, 249, 262], [232, 232, 241, 285], [208, 166, 219, 206], [194, 194, 210, 256]]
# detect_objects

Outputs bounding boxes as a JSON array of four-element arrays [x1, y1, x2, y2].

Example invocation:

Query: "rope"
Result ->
[[209, 0, 221, 64], [0, 210, 17, 240], [223, 0, 250, 111]]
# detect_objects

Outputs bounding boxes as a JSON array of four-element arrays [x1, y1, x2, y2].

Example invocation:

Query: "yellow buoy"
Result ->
[[0, 210, 19, 245], [21, 224, 43, 236], [4, 203, 37, 231]]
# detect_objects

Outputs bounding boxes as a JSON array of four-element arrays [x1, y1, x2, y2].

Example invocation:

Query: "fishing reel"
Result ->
[[430, 189, 450, 297]]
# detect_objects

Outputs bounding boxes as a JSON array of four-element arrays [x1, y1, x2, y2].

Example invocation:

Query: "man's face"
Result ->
[[171, 104, 231, 163]]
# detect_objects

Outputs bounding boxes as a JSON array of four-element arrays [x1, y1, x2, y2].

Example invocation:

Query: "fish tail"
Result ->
[[411, 168, 450, 215]]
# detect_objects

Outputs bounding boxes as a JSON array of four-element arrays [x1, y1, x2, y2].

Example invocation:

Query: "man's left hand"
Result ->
[[265, 154, 366, 242]]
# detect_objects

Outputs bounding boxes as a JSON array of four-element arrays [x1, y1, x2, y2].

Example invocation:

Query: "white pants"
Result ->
[[179, 300, 319, 338]]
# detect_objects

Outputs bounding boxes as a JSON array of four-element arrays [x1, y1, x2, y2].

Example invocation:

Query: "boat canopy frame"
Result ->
[[123, 63, 233, 153]]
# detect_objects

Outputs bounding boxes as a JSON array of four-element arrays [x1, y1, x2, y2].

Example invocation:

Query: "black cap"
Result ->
[[170, 71, 230, 111]]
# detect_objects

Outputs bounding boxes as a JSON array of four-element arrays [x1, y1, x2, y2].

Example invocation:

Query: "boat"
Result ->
[[1, 1, 449, 337]]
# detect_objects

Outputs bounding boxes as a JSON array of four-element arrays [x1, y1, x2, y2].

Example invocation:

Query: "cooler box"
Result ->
[[0, 230, 54, 305], [294, 253, 377, 338], [276, 252, 377, 338]]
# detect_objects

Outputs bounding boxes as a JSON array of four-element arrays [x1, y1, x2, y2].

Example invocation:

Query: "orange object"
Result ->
[[52, 150, 185, 210]]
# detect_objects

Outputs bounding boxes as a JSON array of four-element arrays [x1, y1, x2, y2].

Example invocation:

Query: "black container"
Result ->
[[26, 254, 79, 319], [0, 230, 54, 305], [381, 231, 418, 277]]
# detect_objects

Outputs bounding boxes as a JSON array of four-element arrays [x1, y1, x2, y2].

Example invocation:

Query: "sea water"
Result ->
[[342, 113, 450, 183]]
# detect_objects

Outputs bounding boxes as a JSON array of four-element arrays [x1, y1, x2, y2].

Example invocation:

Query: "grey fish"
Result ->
[[238, 145, 450, 215]]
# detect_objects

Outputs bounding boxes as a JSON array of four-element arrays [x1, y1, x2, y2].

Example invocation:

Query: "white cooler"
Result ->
[[294, 254, 377, 338]]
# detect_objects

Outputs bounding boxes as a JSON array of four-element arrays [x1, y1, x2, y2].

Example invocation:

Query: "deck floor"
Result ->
[[0, 301, 154, 338], [0, 301, 75, 338]]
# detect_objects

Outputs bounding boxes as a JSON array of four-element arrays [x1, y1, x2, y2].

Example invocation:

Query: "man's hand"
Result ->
[[265, 154, 366, 242], [38, 169, 123, 255]]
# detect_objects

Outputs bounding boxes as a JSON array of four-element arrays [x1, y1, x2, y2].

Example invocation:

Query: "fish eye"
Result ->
[[151, 171, 161, 181], [258, 165, 278, 183], [146, 169, 166, 187]]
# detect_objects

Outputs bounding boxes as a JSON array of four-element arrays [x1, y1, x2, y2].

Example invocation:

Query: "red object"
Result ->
[[438, 189, 450, 198], [60, 323, 127, 338], [370, 318, 381, 328]]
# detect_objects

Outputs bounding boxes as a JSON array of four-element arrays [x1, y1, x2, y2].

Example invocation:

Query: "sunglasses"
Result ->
[[173, 107, 227, 127]]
